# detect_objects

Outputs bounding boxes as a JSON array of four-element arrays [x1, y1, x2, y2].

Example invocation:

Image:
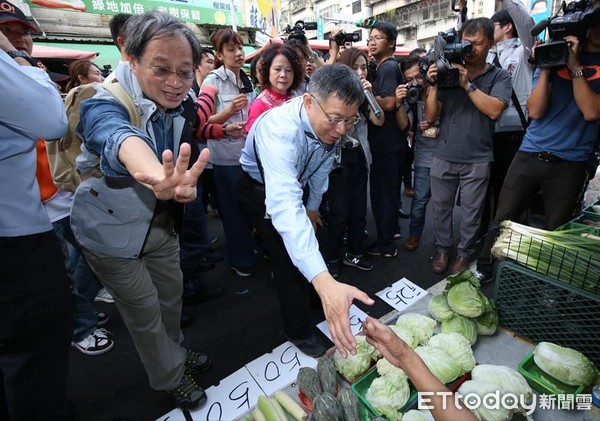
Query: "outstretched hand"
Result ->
[[134, 144, 210, 203], [312, 272, 374, 358], [362, 317, 411, 368]]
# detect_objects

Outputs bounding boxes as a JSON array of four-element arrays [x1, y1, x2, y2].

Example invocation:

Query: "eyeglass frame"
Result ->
[[366, 35, 388, 44], [138, 58, 195, 82], [310, 95, 361, 127], [0, 25, 33, 37]]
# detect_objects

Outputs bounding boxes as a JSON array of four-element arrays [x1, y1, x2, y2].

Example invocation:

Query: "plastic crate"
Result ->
[[518, 350, 586, 396], [555, 221, 600, 237], [494, 261, 600, 366], [582, 200, 600, 222], [494, 226, 600, 295]]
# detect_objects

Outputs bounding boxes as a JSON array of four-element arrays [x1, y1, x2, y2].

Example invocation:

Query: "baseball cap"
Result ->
[[0, 1, 38, 32]]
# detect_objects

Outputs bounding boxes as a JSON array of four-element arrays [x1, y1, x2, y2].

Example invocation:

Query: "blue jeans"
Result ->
[[213, 165, 257, 269], [408, 166, 432, 238], [53, 217, 101, 341]]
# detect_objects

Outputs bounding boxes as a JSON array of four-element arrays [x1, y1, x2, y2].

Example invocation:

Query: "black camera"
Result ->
[[419, 28, 472, 89], [284, 20, 318, 44], [333, 31, 361, 46], [406, 81, 424, 104], [101, 64, 112, 78], [534, 0, 600, 68]]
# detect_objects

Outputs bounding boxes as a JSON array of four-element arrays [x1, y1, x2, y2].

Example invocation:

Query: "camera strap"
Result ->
[[492, 53, 529, 130]]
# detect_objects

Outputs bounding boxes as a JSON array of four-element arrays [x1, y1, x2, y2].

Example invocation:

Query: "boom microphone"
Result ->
[[364, 90, 382, 118], [531, 18, 550, 36]]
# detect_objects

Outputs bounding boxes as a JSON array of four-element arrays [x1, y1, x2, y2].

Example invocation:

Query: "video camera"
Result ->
[[101, 64, 112, 78], [333, 30, 361, 46], [419, 28, 472, 89], [533, 0, 600, 68], [284, 20, 318, 44]]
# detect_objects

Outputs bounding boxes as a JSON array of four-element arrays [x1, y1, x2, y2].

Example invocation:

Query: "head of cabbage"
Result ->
[[427, 332, 475, 374], [428, 294, 455, 322], [446, 281, 488, 318], [534, 342, 598, 386], [395, 313, 437, 345], [441, 314, 478, 345], [415, 345, 463, 384]]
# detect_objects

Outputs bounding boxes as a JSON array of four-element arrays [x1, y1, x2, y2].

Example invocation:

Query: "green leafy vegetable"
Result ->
[[389, 325, 419, 349], [403, 409, 434, 421], [471, 364, 533, 405], [427, 332, 475, 373], [534, 342, 598, 386], [428, 294, 455, 322], [446, 280, 488, 318], [441, 314, 478, 345], [333, 335, 377, 381], [395, 313, 437, 345], [415, 345, 462, 384], [476, 300, 498, 336], [365, 376, 410, 421], [376, 358, 408, 386]]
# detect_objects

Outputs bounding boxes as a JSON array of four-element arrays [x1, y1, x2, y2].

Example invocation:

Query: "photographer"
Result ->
[[425, 18, 511, 274], [395, 55, 435, 252], [476, 1, 600, 283], [481, 0, 536, 234]]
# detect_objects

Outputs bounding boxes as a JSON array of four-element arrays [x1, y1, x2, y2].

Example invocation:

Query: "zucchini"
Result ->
[[317, 356, 337, 396], [312, 392, 343, 421], [257, 395, 285, 421], [273, 390, 307, 421], [336, 388, 359, 421], [297, 367, 322, 401]]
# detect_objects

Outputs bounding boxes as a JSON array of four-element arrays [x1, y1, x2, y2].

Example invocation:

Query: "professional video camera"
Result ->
[[284, 20, 318, 44], [532, 0, 600, 68], [418, 28, 472, 89], [333, 30, 361, 46], [101, 64, 112, 78]]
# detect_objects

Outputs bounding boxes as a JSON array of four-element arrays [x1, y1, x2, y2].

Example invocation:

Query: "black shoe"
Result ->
[[182, 280, 225, 304], [167, 373, 207, 410], [398, 209, 410, 219], [288, 333, 327, 357], [180, 309, 194, 328], [196, 261, 216, 272], [343, 253, 373, 271], [185, 349, 211, 374], [474, 270, 493, 285], [201, 249, 223, 263]]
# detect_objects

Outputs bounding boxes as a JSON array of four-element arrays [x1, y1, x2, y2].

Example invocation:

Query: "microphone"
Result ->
[[531, 18, 550, 36], [364, 90, 382, 117]]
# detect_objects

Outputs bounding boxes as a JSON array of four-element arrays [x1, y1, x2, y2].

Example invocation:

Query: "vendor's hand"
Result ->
[[564, 35, 581, 72], [395, 84, 408, 106], [427, 64, 438, 85], [362, 317, 412, 368], [361, 78, 372, 92], [134, 145, 210, 203], [306, 209, 323, 232], [312, 272, 374, 357], [228, 93, 248, 114], [454, 63, 470, 91], [0, 30, 16, 52]]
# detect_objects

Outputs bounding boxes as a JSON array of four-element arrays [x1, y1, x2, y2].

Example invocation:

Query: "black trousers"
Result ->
[[326, 147, 368, 260], [477, 151, 588, 275], [236, 172, 314, 339], [0, 231, 73, 421], [370, 151, 401, 247]]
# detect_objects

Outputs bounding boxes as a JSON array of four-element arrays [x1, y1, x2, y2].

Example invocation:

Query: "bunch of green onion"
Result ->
[[492, 221, 600, 294]]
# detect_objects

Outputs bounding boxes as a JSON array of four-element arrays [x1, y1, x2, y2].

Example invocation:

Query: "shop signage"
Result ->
[[376, 277, 427, 312]]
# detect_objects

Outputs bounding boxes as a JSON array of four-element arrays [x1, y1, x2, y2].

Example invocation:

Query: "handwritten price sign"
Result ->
[[317, 304, 369, 342], [245, 342, 317, 396], [376, 278, 426, 312]]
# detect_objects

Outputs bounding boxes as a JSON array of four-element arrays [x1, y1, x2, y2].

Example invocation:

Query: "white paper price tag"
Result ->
[[184, 367, 263, 420], [245, 342, 317, 396], [316, 304, 369, 342], [376, 277, 427, 312]]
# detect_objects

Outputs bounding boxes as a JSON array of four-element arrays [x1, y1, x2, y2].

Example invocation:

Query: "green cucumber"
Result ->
[[336, 388, 359, 421], [317, 356, 337, 396], [312, 392, 343, 421], [297, 367, 322, 401]]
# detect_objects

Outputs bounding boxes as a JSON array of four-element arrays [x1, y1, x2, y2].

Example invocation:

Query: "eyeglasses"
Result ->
[[0, 26, 32, 37], [311, 95, 360, 127], [140, 59, 194, 82], [367, 35, 388, 44]]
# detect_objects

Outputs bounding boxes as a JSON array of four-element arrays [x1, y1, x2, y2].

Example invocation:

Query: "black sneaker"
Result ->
[[474, 270, 493, 285], [367, 243, 398, 258], [343, 253, 373, 271], [327, 260, 340, 278], [185, 349, 212, 374], [167, 373, 207, 410], [288, 333, 327, 358]]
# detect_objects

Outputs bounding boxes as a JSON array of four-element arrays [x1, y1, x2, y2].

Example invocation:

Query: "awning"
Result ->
[[34, 42, 122, 71], [31, 45, 97, 60]]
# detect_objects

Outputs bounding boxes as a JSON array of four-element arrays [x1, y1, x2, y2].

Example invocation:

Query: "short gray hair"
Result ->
[[308, 64, 364, 105], [124, 11, 201, 65]]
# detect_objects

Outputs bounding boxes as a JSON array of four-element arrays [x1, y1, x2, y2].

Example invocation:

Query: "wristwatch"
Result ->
[[465, 82, 478, 93], [570, 67, 584, 79]]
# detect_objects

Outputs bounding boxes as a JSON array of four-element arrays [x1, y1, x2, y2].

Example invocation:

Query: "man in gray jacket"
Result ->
[[69, 11, 211, 410]]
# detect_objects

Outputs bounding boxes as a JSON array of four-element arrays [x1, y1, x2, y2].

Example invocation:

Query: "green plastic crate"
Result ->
[[494, 262, 600, 366], [582, 200, 600, 222], [554, 221, 600, 237], [518, 350, 586, 396]]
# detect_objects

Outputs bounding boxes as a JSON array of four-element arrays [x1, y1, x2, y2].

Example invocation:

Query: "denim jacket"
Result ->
[[70, 62, 190, 258]]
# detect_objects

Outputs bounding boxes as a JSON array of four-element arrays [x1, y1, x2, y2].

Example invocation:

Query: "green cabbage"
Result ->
[[476, 300, 498, 336], [403, 409, 434, 421], [396, 313, 437, 345], [471, 364, 533, 405], [389, 325, 419, 349], [376, 358, 408, 385], [457, 379, 514, 421], [365, 376, 410, 421], [534, 342, 598, 386], [446, 281, 488, 318], [333, 335, 377, 381], [428, 332, 476, 373], [415, 345, 462, 384], [428, 294, 455, 322], [441, 314, 478, 345]]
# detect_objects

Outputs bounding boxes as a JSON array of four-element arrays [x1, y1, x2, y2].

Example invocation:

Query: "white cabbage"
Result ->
[[428, 294, 455, 322], [428, 332, 476, 373], [389, 324, 419, 349], [403, 409, 434, 421], [365, 376, 410, 421], [415, 345, 462, 384], [376, 358, 408, 385], [441, 314, 478, 345], [396, 313, 437, 345], [534, 342, 598, 386]]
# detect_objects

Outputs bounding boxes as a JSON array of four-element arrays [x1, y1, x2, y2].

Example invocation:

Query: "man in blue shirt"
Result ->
[[238, 64, 374, 358], [477, 7, 600, 282]]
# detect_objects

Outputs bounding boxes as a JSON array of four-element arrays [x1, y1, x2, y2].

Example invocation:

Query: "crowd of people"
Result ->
[[1, 0, 599, 417]]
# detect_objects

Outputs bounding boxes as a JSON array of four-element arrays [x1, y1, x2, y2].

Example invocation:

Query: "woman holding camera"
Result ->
[[203, 28, 257, 277], [325, 47, 384, 278]]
